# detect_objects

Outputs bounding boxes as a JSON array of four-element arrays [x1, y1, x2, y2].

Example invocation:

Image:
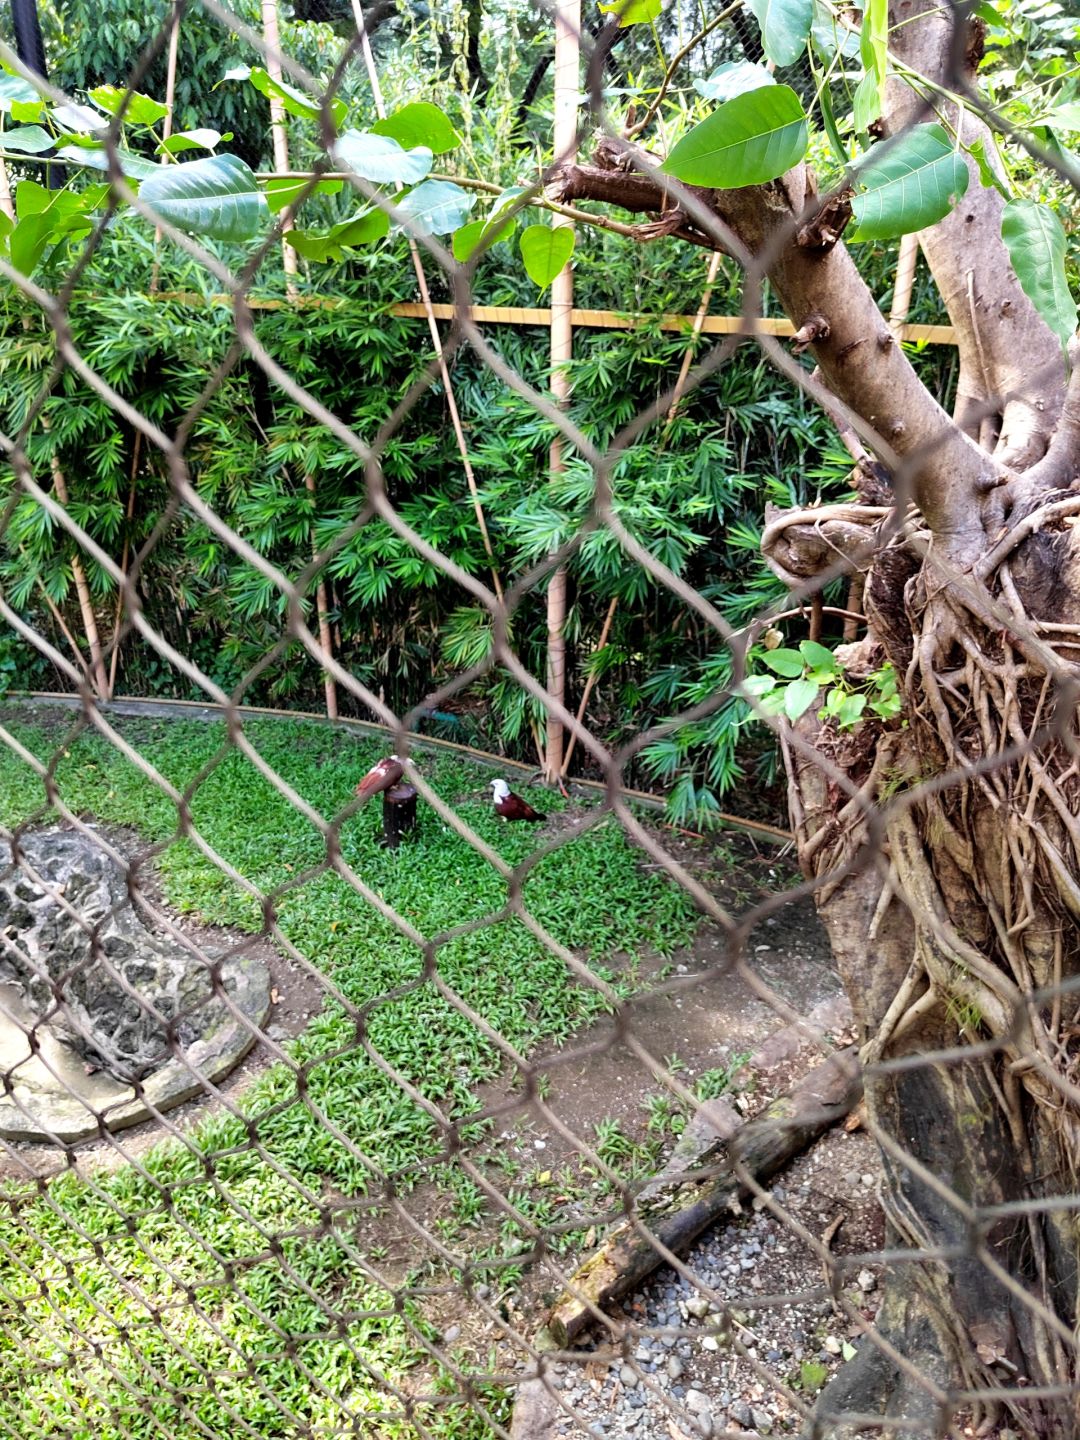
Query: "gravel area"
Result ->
[[546, 1127, 884, 1439]]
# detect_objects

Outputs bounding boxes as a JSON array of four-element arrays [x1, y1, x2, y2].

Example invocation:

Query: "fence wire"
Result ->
[[0, 3, 1076, 1439]]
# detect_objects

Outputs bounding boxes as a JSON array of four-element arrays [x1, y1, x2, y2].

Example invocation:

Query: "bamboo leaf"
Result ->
[[138, 153, 268, 241], [661, 85, 808, 188], [1001, 198, 1077, 353]]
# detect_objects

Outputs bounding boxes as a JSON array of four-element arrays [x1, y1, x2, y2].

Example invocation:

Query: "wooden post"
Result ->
[[890, 232, 919, 335], [261, 0, 299, 296], [381, 783, 418, 849], [545, 0, 579, 783]]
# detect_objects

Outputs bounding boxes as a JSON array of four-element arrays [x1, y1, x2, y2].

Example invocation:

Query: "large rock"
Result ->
[[0, 827, 272, 1143]]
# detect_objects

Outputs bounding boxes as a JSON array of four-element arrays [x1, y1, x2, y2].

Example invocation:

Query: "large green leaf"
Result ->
[[597, 0, 662, 26], [0, 126, 54, 155], [333, 130, 433, 186], [660, 85, 808, 188], [849, 124, 968, 240], [286, 207, 389, 262], [372, 102, 461, 154], [247, 67, 347, 131], [1045, 100, 1080, 133], [693, 61, 776, 102], [263, 175, 343, 213], [158, 128, 231, 156], [10, 211, 55, 275], [745, 0, 813, 66], [519, 224, 574, 286], [393, 179, 474, 236], [89, 85, 169, 126], [54, 145, 165, 180], [1002, 199, 1077, 353], [0, 74, 41, 114], [452, 214, 516, 261], [138, 153, 268, 241]]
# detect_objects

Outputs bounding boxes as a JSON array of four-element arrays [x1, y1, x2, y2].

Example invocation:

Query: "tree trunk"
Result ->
[[551, 4, 1080, 1433], [381, 783, 417, 848]]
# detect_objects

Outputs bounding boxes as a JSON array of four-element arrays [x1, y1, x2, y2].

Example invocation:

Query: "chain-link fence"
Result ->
[[0, 2, 1077, 1438]]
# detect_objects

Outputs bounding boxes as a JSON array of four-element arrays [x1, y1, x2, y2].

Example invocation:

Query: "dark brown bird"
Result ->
[[490, 778, 546, 822], [355, 754, 404, 804]]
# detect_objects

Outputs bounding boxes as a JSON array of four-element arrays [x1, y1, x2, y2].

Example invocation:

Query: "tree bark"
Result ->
[[550, 5, 1080, 1433]]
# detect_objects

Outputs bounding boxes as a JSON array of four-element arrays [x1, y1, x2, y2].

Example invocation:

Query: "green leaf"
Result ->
[[372, 102, 461, 154], [488, 185, 529, 217], [248, 67, 347, 130], [784, 677, 819, 721], [158, 128, 229, 156], [333, 129, 433, 186], [799, 639, 839, 673], [0, 126, 54, 155], [138, 153, 268, 242], [9, 98, 42, 123], [393, 179, 474, 236], [742, 674, 777, 697], [694, 61, 776, 102], [89, 85, 169, 126], [745, 0, 813, 66], [285, 209, 389, 262], [761, 647, 805, 677], [660, 85, 808, 188], [1045, 101, 1080, 133], [849, 124, 968, 241], [836, 693, 867, 728], [854, 0, 887, 131], [452, 214, 515, 261], [263, 175, 343, 213], [597, 0, 662, 27], [10, 211, 56, 274], [519, 224, 575, 287], [0, 74, 41, 114], [53, 145, 163, 180], [1001, 198, 1077, 353], [968, 137, 1010, 198], [53, 102, 106, 134]]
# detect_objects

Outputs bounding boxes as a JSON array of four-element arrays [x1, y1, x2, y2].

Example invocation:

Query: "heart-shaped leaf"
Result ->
[[784, 677, 820, 721], [661, 85, 808, 188], [799, 639, 839, 674], [693, 61, 776, 102], [248, 67, 347, 130], [849, 124, 968, 240], [89, 85, 169, 126], [333, 130, 433, 186], [745, 0, 813, 66], [761, 647, 805, 677], [452, 214, 516, 261], [1002, 199, 1077, 353], [139, 153, 268, 241], [372, 102, 461, 154], [393, 179, 474, 236], [519, 223, 574, 286]]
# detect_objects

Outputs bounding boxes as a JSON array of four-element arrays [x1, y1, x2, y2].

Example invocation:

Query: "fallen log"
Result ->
[[545, 1046, 862, 1348]]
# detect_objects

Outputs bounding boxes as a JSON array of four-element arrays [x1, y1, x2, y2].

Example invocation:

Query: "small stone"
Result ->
[[857, 1268, 877, 1292], [686, 1389, 710, 1413], [751, 1409, 773, 1434], [667, 1357, 684, 1380], [731, 1401, 752, 1427], [860, 1173, 875, 1188], [686, 1295, 710, 1319], [619, 1364, 638, 1388], [264, 1023, 289, 1042], [474, 1283, 491, 1300], [442, 1324, 460, 1345], [701, 1336, 720, 1351], [823, 1336, 842, 1355], [766, 1348, 782, 1363], [588, 1426, 606, 1438], [695, 1417, 714, 1439]]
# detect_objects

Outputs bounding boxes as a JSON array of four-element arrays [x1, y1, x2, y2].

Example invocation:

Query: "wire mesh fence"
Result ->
[[0, 2, 1078, 1438]]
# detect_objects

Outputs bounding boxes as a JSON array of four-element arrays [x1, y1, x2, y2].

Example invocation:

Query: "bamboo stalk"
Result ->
[[48, 457, 108, 698], [349, 0, 506, 610], [305, 472, 338, 719], [149, 3, 181, 294], [544, 0, 579, 784], [261, 0, 299, 295], [106, 432, 142, 697], [890, 232, 919, 335]]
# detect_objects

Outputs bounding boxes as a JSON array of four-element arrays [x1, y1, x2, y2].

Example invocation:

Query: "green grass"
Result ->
[[0, 712, 698, 1438]]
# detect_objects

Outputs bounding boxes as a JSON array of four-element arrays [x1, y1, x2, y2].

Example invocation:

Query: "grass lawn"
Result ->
[[0, 711, 699, 1438]]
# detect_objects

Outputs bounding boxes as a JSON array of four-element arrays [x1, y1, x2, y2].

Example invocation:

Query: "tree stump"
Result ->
[[381, 783, 418, 849]]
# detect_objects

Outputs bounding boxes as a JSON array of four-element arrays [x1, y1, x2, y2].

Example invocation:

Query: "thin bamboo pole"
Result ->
[[890, 233, 919, 335], [560, 252, 722, 779], [349, 0, 505, 608], [545, 0, 579, 784], [261, 0, 299, 295], [48, 457, 108, 697], [305, 473, 338, 719]]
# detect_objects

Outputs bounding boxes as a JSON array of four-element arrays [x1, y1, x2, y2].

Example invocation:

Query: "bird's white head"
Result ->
[[490, 778, 511, 800], [389, 754, 401, 762]]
